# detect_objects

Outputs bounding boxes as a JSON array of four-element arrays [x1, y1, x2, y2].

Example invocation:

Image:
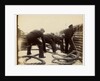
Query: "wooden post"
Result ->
[[17, 15, 18, 65]]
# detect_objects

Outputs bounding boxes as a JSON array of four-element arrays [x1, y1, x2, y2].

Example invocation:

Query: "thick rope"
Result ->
[[51, 37, 81, 65], [18, 54, 46, 65]]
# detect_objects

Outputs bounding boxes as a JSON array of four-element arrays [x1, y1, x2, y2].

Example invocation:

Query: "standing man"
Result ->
[[26, 28, 46, 58], [62, 24, 76, 53]]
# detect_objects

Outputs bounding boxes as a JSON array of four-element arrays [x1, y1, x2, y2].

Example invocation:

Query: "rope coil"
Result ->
[[52, 50, 80, 65], [18, 54, 46, 65]]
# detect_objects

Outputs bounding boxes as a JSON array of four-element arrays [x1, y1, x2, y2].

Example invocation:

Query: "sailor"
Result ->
[[62, 24, 76, 53], [44, 34, 56, 53], [26, 28, 46, 58], [51, 33, 64, 52]]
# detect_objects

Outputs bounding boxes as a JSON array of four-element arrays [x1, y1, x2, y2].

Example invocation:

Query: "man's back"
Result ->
[[53, 35, 63, 43], [44, 34, 54, 41], [63, 28, 74, 38], [26, 30, 43, 40]]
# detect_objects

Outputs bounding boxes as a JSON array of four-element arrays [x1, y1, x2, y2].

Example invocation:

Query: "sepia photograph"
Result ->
[[5, 5, 95, 76], [17, 14, 83, 65]]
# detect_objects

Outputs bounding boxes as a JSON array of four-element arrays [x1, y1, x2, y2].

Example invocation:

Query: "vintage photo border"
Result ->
[[16, 14, 84, 65], [5, 5, 95, 76]]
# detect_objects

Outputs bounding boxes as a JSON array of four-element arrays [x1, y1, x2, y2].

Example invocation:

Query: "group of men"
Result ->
[[26, 24, 76, 58]]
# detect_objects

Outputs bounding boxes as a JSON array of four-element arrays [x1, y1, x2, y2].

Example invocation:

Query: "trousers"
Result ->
[[65, 37, 76, 53], [27, 39, 44, 58]]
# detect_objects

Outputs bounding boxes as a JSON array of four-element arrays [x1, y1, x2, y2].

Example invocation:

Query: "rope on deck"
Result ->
[[51, 50, 80, 65], [18, 54, 46, 65]]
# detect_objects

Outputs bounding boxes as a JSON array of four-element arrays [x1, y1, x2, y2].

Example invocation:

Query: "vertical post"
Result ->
[[17, 15, 18, 65]]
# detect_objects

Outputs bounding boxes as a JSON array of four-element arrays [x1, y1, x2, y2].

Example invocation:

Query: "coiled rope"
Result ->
[[18, 54, 46, 65]]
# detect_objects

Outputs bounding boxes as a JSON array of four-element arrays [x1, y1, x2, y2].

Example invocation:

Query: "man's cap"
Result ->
[[40, 28, 45, 32], [69, 24, 73, 28]]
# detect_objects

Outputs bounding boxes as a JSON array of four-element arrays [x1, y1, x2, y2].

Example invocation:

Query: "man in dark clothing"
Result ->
[[26, 28, 46, 58], [63, 24, 76, 53], [44, 34, 56, 53]]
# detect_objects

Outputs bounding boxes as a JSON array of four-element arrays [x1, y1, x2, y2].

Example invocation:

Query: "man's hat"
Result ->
[[69, 24, 73, 28], [40, 28, 45, 32]]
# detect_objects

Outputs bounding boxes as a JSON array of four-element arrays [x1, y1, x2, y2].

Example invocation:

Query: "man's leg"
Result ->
[[50, 40, 56, 53], [27, 44, 32, 55], [36, 39, 45, 58], [59, 42, 64, 52], [65, 38, 69, 53], [68, 38, 76, 53]]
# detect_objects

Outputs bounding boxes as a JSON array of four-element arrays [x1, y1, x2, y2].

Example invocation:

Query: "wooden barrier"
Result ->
[[73, 31, 83, 62]]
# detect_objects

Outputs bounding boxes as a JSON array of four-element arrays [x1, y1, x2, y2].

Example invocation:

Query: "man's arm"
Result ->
[[41, 34, 47, 52]]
